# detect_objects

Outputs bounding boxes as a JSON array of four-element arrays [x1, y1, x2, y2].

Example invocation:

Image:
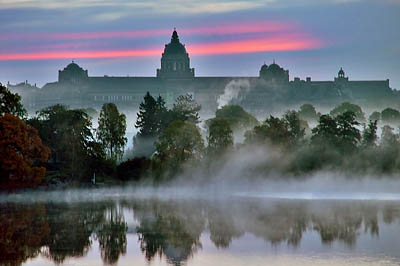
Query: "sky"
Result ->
[[0, 0, 399, 89]]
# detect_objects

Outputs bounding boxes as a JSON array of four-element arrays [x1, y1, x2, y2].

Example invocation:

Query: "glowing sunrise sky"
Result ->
[[0, 0, 399, 88]]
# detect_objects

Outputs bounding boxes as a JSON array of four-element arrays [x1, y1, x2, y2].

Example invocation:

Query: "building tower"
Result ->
[[157, 29, 195, 79], [58, 61, 88, 84], [335, 67, 349, 83]]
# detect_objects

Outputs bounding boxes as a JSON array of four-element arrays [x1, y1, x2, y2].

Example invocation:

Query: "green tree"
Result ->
[[245, 116, 290, 148], [369, 111, 381, 122], [311, 114, 338, 146], [29, 105, 105, 180], [284, 110, 306, 147], [154, 121, 204, 174], [298, 103, 319, 122], [381, 108, 400, 124], [0, 83, 27, 118], [213, 105, 258, 130], [155, 95, 170, 132], [330, 102, 365, 122], [171, 93, 201, 124], [380, 125, 398, 147], [135, 92, 158, 137], [82, 107, 98, 120], [362, 119, 378, 148], [335, 111, 361, 152], [207, 118, 234, 156], [134, 93, 169, 157], [97, 103, 127, 161]]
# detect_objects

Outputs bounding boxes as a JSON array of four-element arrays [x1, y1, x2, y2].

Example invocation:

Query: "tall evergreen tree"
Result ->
[[135, 92, 158, 137], [171, 94, 201, 124], [97, 103, 127, 160]]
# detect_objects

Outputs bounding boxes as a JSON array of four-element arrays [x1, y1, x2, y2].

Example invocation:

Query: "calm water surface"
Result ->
[[1, 191, 400, 266]]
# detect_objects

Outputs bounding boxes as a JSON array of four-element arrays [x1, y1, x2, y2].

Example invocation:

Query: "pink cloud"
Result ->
[[0, 34, 322, 61]]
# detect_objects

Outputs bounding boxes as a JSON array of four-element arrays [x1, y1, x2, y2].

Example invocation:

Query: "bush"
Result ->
[[117, 157, 151, 181]]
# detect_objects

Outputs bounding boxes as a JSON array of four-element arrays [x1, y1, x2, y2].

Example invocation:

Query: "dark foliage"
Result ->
[[117, 157, 151, 181]]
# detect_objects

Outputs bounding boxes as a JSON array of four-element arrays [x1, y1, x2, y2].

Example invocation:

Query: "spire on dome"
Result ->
[[171, 28, 179, 43]]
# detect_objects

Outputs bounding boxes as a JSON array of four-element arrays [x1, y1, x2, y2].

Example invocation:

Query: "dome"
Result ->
[[268, 63, 281, 71], [66, 61, 80, 69], [58, 61, 88, 82], [260, 64, 268, 71], [163, 30, 187, 55]]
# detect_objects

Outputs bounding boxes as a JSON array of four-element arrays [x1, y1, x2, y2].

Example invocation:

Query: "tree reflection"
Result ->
[[133, 200, 204, 266], [0, 203, 50, 265], [42, 202, 106, 263], [97, 207, 128, 265], [207, 207, 244, 248], [1, 199, 400, 266]]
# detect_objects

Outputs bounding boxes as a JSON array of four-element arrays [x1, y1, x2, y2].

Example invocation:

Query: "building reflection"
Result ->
[[0, 199, 399, 265]]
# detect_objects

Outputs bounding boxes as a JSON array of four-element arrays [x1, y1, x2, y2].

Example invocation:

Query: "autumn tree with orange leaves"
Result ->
[[0, 113, 50, 190]]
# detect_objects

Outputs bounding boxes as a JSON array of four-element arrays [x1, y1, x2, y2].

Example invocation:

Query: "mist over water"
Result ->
[[3, 192, 400, 266]]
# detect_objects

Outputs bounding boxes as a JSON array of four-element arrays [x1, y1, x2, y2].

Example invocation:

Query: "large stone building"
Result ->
[[8, 30, 394, 115]]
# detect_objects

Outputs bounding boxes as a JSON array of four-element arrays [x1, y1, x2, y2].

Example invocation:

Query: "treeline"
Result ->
[[133, 95, 400, 179], [0, 83, 129, 190], [3, 81, 400, 190]]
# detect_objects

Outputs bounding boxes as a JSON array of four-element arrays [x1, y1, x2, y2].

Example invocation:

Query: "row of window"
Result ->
[[94, 95, 137, 101], [162, 61, 189, 71]]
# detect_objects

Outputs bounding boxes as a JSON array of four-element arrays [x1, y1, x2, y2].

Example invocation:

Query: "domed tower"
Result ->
[[58, 61, 88, 84], [157, 29, 195, 79], [259, 63, 269, 77], [259, 61, 289, 85], [335, 67, 348, 83]]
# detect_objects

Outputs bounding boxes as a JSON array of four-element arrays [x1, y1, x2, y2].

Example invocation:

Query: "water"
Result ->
[[1, 190, 400, 266]]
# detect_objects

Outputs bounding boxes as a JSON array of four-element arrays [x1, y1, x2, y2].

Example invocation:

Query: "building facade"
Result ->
[[8, 30, 394, 115]]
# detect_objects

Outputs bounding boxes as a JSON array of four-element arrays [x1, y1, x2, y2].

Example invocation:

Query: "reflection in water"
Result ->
[[0, 198, 400, 265]]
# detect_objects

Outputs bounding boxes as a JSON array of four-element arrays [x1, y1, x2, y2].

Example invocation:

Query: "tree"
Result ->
[[330, 102, 365, 122], [381, 108, 400, 124], [134, 93, 169, 157], [213, 105, 259, 130], [369, 111, 381, 122], [82, 107, 98, 120], [0, 114, 50, 190], [311, 114, 338, 146], [154, 121, 204, 174], [335, 111, 361, 152], [362, 119, 378, 148], [284, 110, 306, 147], [97, 103, 127, 160], [207, 118, 234, 156], [298, 103, 319, 122], [116, 157, 151, 181], [29, 105, 105, 180], [171, 94, 201, 124], [380, 125, 398, 147], [135, 92, 158, 137], [0, 83, 27, 118], [245, 116, 290, 148]]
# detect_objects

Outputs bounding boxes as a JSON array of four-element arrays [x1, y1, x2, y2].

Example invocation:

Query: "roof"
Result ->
[[163, 30, 187, 55]]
